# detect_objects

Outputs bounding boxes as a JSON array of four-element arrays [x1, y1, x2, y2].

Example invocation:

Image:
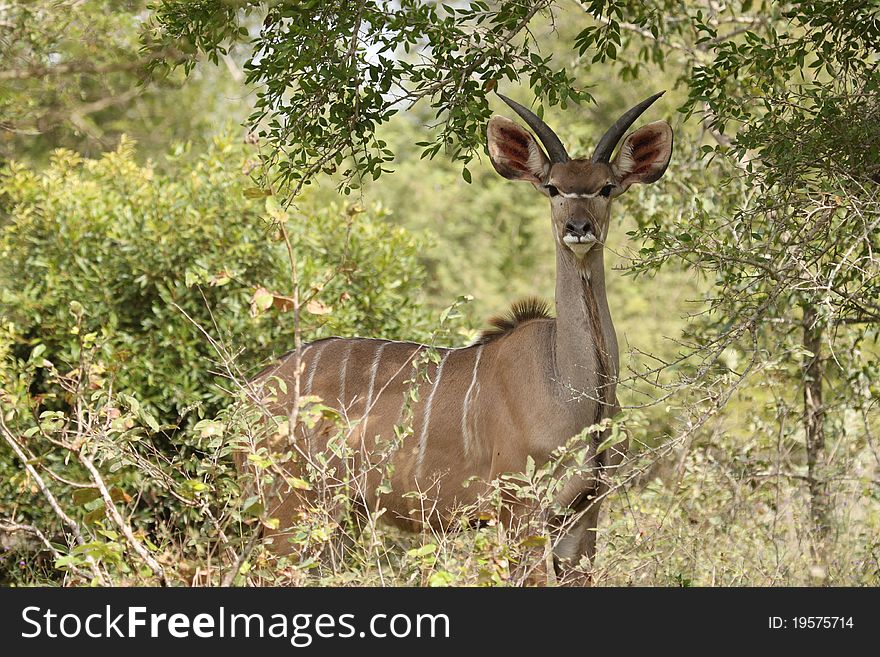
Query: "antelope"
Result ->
[[252, 92, 673, 584]]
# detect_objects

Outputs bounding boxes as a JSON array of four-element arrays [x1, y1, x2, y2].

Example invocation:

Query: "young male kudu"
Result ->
[[254, 92, 673, 584]]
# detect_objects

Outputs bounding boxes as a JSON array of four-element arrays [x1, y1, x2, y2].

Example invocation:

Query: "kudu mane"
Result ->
[[472, 296, 553, 346]]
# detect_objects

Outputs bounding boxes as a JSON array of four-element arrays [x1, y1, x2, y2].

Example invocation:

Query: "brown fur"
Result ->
[[548, 160, 614, 196]]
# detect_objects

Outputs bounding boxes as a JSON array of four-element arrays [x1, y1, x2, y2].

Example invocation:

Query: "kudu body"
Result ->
[[254, 92, 673, 582]]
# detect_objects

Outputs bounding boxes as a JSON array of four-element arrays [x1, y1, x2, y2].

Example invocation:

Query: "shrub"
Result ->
[[0, 136, 434, 425]]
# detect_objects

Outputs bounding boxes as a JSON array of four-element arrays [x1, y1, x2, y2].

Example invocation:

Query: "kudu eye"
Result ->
[[599, 183, 615, 198], [545, 184, 560, 197]]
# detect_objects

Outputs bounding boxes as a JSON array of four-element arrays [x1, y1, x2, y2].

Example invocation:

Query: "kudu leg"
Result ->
[[551, 499, 600, 587], [497, 489, 593, 586], [549, 400, 627, 586], [494, 492, 556, 586], [556, 400, 629, 586]]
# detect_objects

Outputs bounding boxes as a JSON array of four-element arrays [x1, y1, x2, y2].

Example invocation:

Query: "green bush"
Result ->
[[0, 135, 434, 426]]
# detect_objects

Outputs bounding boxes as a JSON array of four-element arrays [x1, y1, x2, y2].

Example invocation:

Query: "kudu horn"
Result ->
[[496, 93, 570, 163], [591, 90, 665, 163]]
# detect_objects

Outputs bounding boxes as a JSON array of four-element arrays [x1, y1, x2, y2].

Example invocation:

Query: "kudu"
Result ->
[[253, 92, 673, 584]]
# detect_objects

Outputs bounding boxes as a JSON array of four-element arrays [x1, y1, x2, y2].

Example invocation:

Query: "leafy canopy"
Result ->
[[149, 0, 587, 198]]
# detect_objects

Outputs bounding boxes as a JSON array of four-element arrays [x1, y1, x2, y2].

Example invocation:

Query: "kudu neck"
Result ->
[[553, 244, 618, 412]]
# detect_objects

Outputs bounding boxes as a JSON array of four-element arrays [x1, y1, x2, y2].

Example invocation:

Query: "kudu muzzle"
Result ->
[[563, 218, 597, 248]]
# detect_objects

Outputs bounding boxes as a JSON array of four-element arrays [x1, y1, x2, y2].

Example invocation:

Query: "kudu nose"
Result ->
[[564, 219, 593, 237]]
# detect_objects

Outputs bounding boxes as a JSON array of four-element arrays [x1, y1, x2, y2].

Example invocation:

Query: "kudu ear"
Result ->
[[610, 120, 673, 195], [487, 116, 551, 185]]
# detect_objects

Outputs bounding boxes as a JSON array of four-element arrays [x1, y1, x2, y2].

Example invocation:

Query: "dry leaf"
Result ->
[[272, 294, 295, 312], [306, 299, 331, 315], [250, 286, 274, 316]]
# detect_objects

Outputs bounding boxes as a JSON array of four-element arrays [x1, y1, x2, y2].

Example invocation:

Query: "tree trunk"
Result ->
[[801, 305, 829, 546]]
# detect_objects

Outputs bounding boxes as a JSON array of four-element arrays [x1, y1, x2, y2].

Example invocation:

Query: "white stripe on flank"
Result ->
[[362, 341, 389, 439], [305, 340, 333, 395], [338, 341, 354, 404], [460, 345, 483, 456], [295, 344, 314, 391], [416, 350, 450, 477]]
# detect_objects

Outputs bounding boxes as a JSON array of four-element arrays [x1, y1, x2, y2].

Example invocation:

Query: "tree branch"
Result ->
[[0, 414, 106, 584], [77, 448, 170, 586]]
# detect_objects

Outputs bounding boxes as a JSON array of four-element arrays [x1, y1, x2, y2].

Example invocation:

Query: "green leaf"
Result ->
[[184, 266, 209, 287], [520, 534, 548, 549], [407, 543, 437, 558], [72, 488, 101, 506], [285, 476, 311, 491], [194, 419, 224, 438], [596, 426, 627, 455], [428, 571, 455, 587], [141, 411, 160, 433]]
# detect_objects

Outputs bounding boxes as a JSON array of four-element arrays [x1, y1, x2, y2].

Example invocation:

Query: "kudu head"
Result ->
[[487, 92, 673, 259]]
